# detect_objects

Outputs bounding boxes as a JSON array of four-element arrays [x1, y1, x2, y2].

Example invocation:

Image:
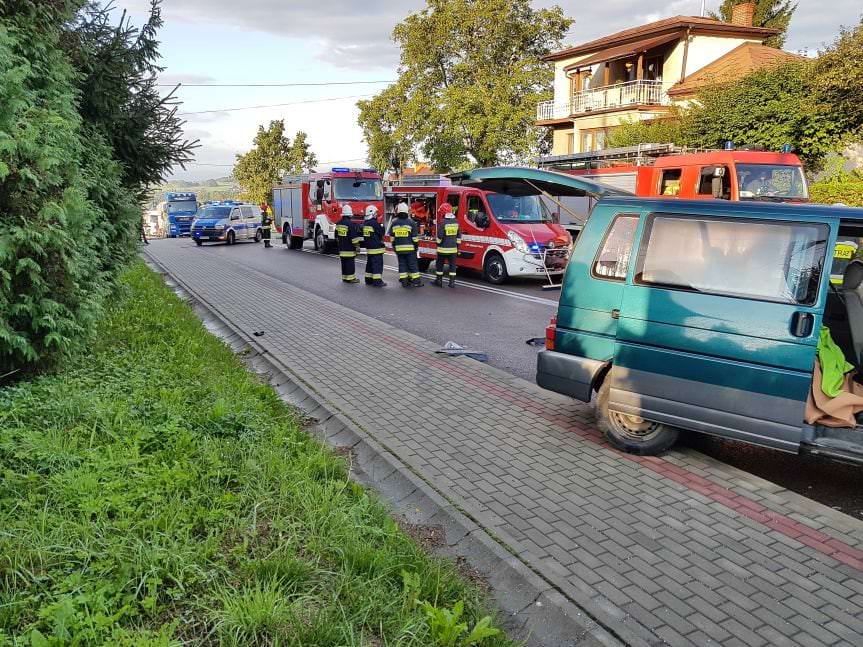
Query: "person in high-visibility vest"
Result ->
[[433, 202, 461, 287], [336, 204, 362, 283], [260, 204, 273, 248], [362, 205, 387, 287], [387, 202, 422, 288]]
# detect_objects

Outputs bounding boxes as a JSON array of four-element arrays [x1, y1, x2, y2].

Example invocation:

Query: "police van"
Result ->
[[191, 201, 263, 246]]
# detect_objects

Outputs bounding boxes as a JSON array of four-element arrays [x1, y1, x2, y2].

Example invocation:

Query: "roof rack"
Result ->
[[538, 143, 722, 170]]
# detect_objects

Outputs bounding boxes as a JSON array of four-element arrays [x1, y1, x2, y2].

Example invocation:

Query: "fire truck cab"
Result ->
[[272, 168, 384, 253], [386, 172, 620, 284]]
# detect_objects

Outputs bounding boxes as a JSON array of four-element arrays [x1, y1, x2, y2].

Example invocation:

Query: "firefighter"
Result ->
[[336, 204, 362, 284], [260, 204, 273, 248], [362, 205, 387, 287], [433, 202, 460, 287], [388, 202, 422, 288]]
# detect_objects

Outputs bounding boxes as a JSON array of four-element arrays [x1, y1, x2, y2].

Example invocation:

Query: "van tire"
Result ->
[[227, 231, 235, 246], [596, 378, 679, 455], [289, 235, 304, 250], [483, 252, 508, 284], [195, 239, 203, 247], [418, 258, 432, 272]]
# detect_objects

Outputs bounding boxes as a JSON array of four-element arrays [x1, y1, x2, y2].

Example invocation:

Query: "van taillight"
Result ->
[[545, 314, 557, 351]]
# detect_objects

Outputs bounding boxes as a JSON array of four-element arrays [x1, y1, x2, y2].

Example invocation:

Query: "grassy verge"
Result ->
[[0, 262, 513, 646]]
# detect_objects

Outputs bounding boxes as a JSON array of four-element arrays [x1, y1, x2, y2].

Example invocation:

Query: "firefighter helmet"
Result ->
[[437, 203, 455, 219], [396, 202, 409, 214], [365, 205, 379, 218], [341, 204, 353, 217]]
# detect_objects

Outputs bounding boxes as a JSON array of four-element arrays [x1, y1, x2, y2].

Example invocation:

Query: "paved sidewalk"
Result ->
[[147, 241, 863, 647]]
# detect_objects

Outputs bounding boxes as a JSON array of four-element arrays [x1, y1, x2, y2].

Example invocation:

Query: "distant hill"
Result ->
[[146, 177, 241, 207]]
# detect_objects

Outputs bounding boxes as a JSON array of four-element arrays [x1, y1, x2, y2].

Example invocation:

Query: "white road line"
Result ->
[[296, 248, 558, 306]]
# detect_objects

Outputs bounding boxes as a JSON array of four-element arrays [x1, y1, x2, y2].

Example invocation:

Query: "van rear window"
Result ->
[[635, 215, 828, 305], [592, 215, 639, 281]]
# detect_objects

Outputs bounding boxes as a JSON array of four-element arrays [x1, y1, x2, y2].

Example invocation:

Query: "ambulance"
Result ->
[[385, 173, 621, 284], [272, 168, 384, 252]]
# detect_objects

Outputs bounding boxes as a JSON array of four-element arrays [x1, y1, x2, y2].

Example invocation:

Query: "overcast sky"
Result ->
[[126, 0, 861, 181]]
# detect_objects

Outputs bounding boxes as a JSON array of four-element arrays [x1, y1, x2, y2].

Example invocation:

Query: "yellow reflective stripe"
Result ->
[[409, 273, 420, 279], [435, 271, 444, 276], [392, 226, 411, 236], [351, 237, 363, 244], [437, 247, 457, 254], [366, 248, 385, 254], [363, 226, 374, 236], [339, 251, 356, 257], [342, 275, 356, 279], [336, 225, 349, 236], [412, 236, 419, 242], [398, 272, 408, 279], [444, 224, 459, 235], [395, 245, 415, 252], [372, 274, 383, 279]]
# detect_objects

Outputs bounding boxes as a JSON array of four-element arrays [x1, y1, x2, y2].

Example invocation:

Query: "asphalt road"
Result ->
[[157, 237, 863, 517]]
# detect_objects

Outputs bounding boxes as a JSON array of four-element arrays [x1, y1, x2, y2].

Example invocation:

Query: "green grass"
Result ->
[[0, 262, 513, 646]]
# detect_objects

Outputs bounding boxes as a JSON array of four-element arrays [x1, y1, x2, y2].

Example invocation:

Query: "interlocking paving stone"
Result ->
[[147, 241, 863, 646]]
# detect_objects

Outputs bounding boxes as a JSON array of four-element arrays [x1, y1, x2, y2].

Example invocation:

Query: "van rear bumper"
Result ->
[[536, 350, 606, 402]]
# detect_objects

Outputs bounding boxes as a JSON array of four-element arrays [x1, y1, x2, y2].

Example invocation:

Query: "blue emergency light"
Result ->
[[781, 143, 792, 153], [331, 167, 350, 172], [724, 141, 735, 150]]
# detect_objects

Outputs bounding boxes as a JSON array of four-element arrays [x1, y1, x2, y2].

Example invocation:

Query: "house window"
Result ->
[[566, 132, 575, 154], [579, 128, 609, 153], [645, 56, 663, 81]]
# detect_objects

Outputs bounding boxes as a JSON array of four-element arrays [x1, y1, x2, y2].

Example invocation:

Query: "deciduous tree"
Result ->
[[233, 120, 318, 205], [358, 0, 571, 172]]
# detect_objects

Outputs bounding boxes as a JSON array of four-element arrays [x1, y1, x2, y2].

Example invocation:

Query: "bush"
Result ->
[[810, 168, 863, 206]]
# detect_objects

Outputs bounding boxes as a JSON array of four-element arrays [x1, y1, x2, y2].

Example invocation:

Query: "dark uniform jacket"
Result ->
[[336, 215, 362, 257], [436, 217, 461, 254], [388, 215, 418, 254], [363, 216, 386, 254]]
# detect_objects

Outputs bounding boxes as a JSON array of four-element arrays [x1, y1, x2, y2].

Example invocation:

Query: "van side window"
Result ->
[[447, 193, 460, 215], [230, 208, 240, 221], [467, 195, 486, 227], [697, 166, 731, 198], [592, 215, 639, 281], [635, 215, 829, 306], [659, 169, 682, 196]]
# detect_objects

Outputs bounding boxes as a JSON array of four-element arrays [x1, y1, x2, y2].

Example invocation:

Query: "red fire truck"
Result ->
[[541, 143, 809, 202], [272, 168, 384, 252], [385, 177, 574, 285]]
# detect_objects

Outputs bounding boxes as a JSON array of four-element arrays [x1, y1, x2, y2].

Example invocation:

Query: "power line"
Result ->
[[178, 94, 373, 116], [160, 79, 394, 88]]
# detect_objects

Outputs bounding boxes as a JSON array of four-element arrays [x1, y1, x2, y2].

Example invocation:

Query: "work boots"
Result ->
[[449, 275, 456, 288], [401, 278, 412, 289], [372, 279, 387, 288], [433, 276, 444, 287], [411, 277, 424, 288], [365, 276, 374, 285]]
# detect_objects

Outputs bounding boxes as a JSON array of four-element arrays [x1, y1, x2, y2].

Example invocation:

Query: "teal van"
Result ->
[[454, 167, 863, 464]]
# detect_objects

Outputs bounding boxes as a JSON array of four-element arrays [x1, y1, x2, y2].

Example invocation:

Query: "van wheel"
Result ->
[[254, 229, 262, 243], [596, 378, 679, 455], [289, 235, 304, 250], [418, 258, 432, 272], [227, 231, 235, 246], [195, 239, 202, 247], [483, 252, 508, 285]]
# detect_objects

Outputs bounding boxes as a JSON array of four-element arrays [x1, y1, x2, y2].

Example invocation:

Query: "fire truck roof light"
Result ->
[[363, 168, 376, 173], [724, 141, 735, 150], [781, 143, 792, 153], [331, 167, 350, 172]]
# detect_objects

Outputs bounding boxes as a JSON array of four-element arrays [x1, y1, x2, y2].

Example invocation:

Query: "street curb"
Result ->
[[143, 255, 623, 647]]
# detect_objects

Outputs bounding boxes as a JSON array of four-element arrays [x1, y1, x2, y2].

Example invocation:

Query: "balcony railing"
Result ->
[[536, 80, 669, 121]]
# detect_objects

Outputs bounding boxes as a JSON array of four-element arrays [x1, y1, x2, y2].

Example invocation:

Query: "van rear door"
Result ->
[[610, 207, 837, 451]]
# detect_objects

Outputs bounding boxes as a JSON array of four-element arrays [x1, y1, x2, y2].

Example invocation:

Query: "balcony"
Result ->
[[536, 79, 670, 121]]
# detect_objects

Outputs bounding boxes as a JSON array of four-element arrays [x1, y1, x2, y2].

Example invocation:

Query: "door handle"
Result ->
[[791, 312, 814, 338], [611, 309, 620, 320]]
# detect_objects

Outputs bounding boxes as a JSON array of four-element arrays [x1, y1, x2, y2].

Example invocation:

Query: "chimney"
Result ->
[[730, 2, 756, 27]]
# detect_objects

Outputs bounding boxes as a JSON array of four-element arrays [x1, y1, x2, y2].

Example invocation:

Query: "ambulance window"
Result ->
[[592, 215, 639, 281], [467, 195, 487, 228], [660, 169, 682, 196], [447, 193, 460, 215], [697, 166, 731, 199]]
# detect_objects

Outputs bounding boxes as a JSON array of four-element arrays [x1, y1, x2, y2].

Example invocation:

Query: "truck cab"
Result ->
[[163, 191, 199, 238], [387, 178, 581, 284]]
